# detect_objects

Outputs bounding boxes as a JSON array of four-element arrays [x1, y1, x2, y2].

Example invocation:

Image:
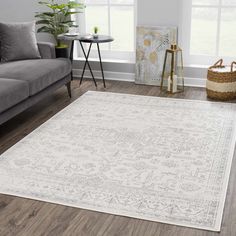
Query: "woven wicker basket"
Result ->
[[207, 59, 236, 101]]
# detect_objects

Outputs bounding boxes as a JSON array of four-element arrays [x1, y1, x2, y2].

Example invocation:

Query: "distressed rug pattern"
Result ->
[[0, 91, 236, 231]]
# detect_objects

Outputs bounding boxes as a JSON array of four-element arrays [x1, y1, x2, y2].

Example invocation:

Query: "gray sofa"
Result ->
[[0, 42, 72, 125]]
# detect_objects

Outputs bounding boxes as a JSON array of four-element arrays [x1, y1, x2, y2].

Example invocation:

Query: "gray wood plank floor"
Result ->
[[0, 79, 235, 236]]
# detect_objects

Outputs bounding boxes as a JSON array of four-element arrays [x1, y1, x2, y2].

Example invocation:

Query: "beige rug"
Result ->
[[0, 91, 236, 231]]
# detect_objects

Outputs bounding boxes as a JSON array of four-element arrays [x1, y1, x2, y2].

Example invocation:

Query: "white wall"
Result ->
[[138, 0, 185, 47], [0, 0, 66, 42], [138, 0, 180, 26], [0, 0, 37, 22], [0, 0, 181, 41]]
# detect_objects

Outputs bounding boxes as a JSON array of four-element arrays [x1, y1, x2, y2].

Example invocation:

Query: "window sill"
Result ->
[[74, 58, 210, 68], [73, 57, 135, 64], [184, 64, 210, 69]]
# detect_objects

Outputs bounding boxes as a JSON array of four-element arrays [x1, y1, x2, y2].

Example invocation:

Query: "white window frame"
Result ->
[[182, 0, 236, 66], [74, 0, 137, 62]]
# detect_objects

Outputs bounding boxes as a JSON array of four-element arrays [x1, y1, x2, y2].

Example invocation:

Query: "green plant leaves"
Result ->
[[35, 0, 85, 42], [65, 11, 83, 16], [37, 26, 54, 34], [35, 12, 55, 17], [68, 1, 85, 9], [36, 20, 51, 25]]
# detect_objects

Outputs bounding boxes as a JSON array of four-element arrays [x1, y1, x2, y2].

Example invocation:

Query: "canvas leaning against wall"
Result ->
[[136, 26, 177, 86]]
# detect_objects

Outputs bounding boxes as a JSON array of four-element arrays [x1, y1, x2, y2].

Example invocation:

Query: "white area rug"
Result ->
[[0, 91, 236, 231]]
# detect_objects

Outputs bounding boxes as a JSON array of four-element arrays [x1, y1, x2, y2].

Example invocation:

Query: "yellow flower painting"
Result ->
[[136, 26, 177, 86]]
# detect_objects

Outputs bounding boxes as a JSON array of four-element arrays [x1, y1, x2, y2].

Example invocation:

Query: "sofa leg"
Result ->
[[66, 82, 72, 98], [71, 71, 74, 81]]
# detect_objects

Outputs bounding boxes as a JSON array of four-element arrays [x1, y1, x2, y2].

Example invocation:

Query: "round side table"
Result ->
[[77, 35, 114, 88], [59, 34, 114, 88]]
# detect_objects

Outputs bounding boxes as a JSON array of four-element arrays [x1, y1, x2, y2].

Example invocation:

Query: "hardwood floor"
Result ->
[[0, 79, 235, 236]]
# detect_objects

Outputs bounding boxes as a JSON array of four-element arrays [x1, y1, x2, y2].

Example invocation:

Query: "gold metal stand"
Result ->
[[160, 44, 184, 94]]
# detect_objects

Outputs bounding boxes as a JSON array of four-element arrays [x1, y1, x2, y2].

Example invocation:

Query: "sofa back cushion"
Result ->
[[0, 21, 41, 62]]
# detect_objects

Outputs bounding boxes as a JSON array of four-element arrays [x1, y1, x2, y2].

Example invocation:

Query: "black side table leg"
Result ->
[[80, 42, 97, 87], [69, 40, 74, 81], [97, 43, 106, 88]]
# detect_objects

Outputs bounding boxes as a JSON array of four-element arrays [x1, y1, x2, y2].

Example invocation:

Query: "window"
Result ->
[[75, 0, 136, 61], [182, 0, 236, 65]]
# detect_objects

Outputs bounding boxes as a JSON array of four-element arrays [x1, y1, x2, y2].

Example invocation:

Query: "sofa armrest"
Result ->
[[37, 42, 56, 59]]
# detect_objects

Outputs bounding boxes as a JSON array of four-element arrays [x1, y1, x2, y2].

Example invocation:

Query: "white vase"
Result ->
[[167, 75, 178, 93], [173, 75, 178, 93]]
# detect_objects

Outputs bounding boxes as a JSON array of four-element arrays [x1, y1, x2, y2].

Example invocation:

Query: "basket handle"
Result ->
[[231, 61, 236, 72], [209, 59, 223, 69]]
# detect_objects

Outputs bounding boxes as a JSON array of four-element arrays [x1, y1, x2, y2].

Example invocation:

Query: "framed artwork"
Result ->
[[135, 26, 178, 86]]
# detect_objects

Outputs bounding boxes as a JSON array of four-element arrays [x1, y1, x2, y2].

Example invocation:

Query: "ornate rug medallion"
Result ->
[[0, 91, 236, 231]]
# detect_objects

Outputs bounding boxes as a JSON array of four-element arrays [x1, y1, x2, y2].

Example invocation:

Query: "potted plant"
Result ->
[[35, 0, 85, 58], [93, 26, 99, 38]]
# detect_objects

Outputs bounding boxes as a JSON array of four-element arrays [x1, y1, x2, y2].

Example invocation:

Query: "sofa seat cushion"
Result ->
[[0, 78, 29, 113], [0, 58, 71, 96]]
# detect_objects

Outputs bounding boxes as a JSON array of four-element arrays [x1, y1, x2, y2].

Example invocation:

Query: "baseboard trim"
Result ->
[[184, 77, 206, 88], [72, 69, 206, 88], [73, 69, 134, 82]]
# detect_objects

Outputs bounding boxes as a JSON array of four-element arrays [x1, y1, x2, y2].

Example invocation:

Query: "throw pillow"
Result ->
[[0, 21, 41, 62]]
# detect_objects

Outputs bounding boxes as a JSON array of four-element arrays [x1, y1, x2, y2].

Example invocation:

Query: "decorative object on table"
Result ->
[[63, 28, 80, 38], [135, 26, 177, 86], [93, 26, 99, 38], [207, 59, 236, 101], [1, 91, 236, 232], [64, 32, 79, 37], [35, 0, 85, 58], [79, 34, 93, 40], [160, 44, 184, 94]]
